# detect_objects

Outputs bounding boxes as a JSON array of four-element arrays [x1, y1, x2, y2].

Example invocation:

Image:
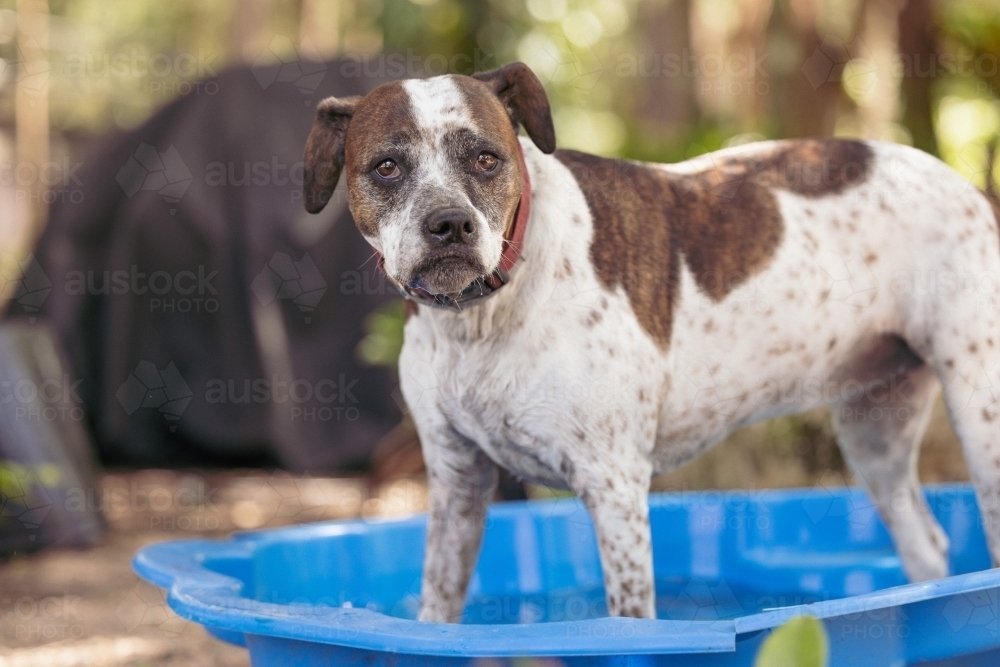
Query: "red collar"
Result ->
[[380, 141, 531, 310], [497, 141, 531, 274]]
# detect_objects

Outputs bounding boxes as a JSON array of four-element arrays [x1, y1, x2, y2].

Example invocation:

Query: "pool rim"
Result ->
[[132, 483, 1000, 658]]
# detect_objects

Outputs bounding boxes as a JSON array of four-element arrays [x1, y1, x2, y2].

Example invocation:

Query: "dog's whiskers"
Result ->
[[358, 250, 380, 270]]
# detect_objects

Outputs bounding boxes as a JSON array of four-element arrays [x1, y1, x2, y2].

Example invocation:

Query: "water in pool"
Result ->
[[456, 577, 825, 624]]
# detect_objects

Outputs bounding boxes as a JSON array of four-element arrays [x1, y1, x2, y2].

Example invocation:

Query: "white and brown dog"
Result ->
[[303, 62, 1000, 621]]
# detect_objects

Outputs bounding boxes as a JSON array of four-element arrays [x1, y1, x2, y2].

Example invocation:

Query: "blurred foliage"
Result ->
[[1, 0, 997, 480], [939, 0, 1000, 65], [357, 299, 406, 366], [0, 0, 996, 170], [754, 615, 829, 667], [0, 460, 63, 509], [2, 1, 240, 132]]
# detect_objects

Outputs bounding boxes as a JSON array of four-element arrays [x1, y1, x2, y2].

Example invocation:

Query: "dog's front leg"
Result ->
[[417, 426, 498, 623], [568, 458, 656, 619]]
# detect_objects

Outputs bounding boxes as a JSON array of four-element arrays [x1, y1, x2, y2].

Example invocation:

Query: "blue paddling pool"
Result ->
[[133, 484, 1000, 666]]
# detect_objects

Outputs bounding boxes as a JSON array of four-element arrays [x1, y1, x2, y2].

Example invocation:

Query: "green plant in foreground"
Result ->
[[754, 615, 829, 667]]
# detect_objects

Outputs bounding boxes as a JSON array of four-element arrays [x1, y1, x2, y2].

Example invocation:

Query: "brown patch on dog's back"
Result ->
[[556, 151, 682, 345], [672, 162, 783, 302], [675, 140, 872, 299], [724, 139, 874, 198], [557, 139, 873, 347]]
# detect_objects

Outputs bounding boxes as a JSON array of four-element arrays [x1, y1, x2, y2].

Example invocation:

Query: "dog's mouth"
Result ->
[[407, 249, 486, 297]]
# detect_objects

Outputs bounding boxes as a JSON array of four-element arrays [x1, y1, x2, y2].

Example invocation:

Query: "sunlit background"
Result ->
[[1, 1, 1000, 665], [6, 0, 997, 349], [0, 0, 997, 535], [2, 0, 999, 243]]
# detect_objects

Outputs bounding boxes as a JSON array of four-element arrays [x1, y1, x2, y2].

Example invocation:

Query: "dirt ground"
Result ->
[[0, 403, 970, 666], [0, 471, 427, 667]]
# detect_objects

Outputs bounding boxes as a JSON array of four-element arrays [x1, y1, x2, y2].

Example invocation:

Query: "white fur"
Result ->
[[380, 78, 504, 285], [396, 126, 1000, 620]]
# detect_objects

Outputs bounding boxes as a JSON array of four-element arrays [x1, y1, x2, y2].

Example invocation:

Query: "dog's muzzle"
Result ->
[[377, 142, 532, 311]]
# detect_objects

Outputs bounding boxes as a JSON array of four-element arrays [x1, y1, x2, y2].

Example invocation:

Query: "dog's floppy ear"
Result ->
[[473, 63, 556, 154], [303, 95, 360, 214]]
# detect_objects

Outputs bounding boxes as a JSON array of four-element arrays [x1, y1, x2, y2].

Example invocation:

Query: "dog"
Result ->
[[302, 62, 1000, 622]]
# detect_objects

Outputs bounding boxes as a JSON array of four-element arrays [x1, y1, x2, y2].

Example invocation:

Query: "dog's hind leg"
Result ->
[[933, 339, 1000, 568], [832, 361, 950, 581]]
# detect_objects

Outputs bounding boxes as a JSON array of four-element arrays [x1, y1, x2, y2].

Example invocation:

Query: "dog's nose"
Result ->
[[424, 208, 475, 245]]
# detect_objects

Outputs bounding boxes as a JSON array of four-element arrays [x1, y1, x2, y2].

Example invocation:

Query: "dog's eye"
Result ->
[[374, 159, 400, 179], [475, 152, 498, 172]]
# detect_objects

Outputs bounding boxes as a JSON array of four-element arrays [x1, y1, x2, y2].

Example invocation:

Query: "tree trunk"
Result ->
[[230, 0, 274, 64], [299, 0, 341, 59], [635, 0, 697, 155], [897, 0, 939, 155], [768, 0, 850, 138], [14, 0, 49, 248]]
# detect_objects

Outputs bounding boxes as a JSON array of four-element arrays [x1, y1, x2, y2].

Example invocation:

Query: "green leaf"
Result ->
[[754, 615, 829, 667]]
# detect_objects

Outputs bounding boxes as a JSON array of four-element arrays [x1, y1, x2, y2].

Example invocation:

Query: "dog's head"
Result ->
[[303, 63, 555, 296]]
